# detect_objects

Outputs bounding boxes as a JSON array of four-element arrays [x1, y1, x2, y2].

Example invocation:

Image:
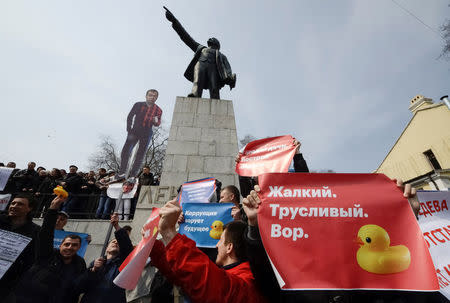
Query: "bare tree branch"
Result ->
[[88, 135, 121, 171], [239, 134, 257, 149], [89, 128, 168, 177], [143, 127, 168, 178]]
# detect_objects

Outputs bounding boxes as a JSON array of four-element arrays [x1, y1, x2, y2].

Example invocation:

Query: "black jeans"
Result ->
[[119, 130, 152, 177]]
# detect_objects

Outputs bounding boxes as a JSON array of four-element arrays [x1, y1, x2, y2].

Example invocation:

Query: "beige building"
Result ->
[[376, 95, 450, 190]]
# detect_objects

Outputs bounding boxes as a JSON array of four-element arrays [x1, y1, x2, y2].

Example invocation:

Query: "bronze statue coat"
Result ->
[[184, 44, 235, 90]]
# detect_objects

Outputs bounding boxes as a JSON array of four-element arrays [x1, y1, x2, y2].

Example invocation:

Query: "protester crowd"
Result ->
[[0, 162, 159, 220], [0, 139, 448, 303]]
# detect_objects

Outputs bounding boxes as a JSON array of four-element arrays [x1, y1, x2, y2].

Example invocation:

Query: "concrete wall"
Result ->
[[161, 97, 239, 187]]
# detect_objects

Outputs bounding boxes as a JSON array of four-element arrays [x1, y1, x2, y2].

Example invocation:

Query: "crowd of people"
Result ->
[[0, 140, 448, 303], [0, 161, 160, 220]]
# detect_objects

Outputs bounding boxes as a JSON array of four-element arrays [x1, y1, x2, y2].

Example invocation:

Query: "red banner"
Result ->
[[114, 208, 160, 290], [235, 135, 297, 177], [258, 173, 439, 291]]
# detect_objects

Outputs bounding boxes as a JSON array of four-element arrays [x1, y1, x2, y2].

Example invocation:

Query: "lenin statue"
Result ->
[[164, 7, 236, 100]]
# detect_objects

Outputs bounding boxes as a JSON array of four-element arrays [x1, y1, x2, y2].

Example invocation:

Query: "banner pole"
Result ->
[[100, 145, 138, 256]]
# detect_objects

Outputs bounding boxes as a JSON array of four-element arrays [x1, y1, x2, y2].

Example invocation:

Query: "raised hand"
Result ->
[[242, 185, 261, 227], [164, 6, 176, 22], [293, 138, 301, 154], [158, 199, 181, 245], [110, 212, 120, 230], [49, 195, 67, 210], [91, 257, 105, 272], [395, 179, 419, 217]]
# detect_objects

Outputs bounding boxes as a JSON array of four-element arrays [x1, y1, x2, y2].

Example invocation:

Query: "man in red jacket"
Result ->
[[151, 199, 267, 303]]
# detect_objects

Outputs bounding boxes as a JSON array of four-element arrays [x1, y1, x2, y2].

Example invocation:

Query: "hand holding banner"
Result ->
[[257, 173, 438, 291], [235, 135, 297, 177], [114, 208, 160, 290]]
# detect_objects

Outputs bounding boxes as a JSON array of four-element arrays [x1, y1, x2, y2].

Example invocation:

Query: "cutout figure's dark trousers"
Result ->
[[120, 130, 152, 177]]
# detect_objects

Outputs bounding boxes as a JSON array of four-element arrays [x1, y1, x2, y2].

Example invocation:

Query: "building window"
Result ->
[[423, 149, 442, 170]]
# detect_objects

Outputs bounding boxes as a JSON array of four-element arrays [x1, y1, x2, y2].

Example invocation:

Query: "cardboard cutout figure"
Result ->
[[119, 89, 162, 177]]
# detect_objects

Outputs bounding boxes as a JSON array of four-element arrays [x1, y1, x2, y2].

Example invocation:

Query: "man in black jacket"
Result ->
[[138, 166, 154, 186], [0, 193, 40, 302], [12, 162, 39, 193], [80, 212, 134, 303], [61, 165, 83, 217], [15, 195, 86, 303]]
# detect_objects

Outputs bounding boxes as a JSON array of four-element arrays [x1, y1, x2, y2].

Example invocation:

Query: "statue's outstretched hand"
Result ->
[[164, 6, 175, 22]]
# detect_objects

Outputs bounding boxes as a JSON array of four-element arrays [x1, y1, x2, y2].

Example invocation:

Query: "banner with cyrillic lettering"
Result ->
[[53, 230, 89, 257], [114, 207, 160, 290], [179, 178, 216, 204], [179, 203, 233, 248], [0, 229, 31, 279], [235, 135, 297, 177], [417, 191, 450, 299], [257, 173, 439, 291]]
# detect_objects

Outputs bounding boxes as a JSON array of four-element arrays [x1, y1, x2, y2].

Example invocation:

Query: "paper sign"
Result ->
[[416, 191, 450, 299], [179, 203, 234, 248], [107, 179, 139, 199], [114, 208, 160, 290], [235, 135, 297, 177], [0, 167, 14, 191], [53, 230, 89, 257], [179, 178, 216, 204], [0, 194, 11, 212], [0, 229, 32, 279], [257, 173, 439, 291]]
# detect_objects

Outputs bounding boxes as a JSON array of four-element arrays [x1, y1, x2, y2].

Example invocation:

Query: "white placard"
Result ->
[[0, 229, 32, 279], [417, 191, 450, 300], [0, 194, 11, 211], [107, 180, 139, 199], [0, 167, 14, 191]]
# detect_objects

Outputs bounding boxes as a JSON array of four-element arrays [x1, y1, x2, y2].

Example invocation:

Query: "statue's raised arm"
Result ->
[[163, 6, 236, 99], [164, 6, 200, 52]]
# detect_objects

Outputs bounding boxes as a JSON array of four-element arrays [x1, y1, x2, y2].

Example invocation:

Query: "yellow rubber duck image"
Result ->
[[210, 220, 224, 240], [356, 224, 411, 274], [53, 185, 68, 199]]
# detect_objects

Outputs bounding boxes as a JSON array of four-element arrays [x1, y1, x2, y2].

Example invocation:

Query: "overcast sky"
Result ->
[[1, 0, 448, 173]]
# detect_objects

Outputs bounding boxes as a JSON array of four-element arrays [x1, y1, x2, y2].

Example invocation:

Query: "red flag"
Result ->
[[114, 208, 160, 290], [235, 135, 297, 177], [257, 173, 439, 291]]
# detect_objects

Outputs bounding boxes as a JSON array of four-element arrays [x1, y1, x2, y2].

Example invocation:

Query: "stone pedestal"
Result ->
[[160, 97, 239, 187]]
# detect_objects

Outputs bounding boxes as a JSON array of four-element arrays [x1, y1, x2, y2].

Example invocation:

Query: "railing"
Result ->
[[5, 192, 137, 220]]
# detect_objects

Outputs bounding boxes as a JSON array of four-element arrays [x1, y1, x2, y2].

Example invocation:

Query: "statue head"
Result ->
[[207, 37, 220, 50]]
